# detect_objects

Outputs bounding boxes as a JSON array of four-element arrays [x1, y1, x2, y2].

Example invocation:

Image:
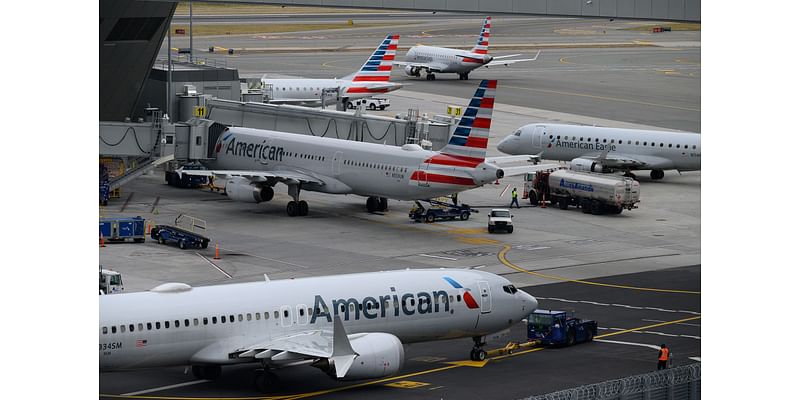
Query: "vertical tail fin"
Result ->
[[471, 16, 491, 55], [351, 34, 399, 82], [439, 79, 497, 161]]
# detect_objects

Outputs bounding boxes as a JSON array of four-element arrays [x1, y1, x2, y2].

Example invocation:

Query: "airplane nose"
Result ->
[[522, 290, 538, 311], [497, 138, 507, 153]]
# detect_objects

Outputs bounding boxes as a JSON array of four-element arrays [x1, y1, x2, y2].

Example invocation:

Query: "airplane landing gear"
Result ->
[[623, 171, 637, 180], [286, 183, 309, 217], [469, 336, 487, 361], [426, 73, 436, 81], [458, 72, 470, 80], [192, 365, 222, 380], [650, 169, 665, 180], [254, 369, 280, 393]]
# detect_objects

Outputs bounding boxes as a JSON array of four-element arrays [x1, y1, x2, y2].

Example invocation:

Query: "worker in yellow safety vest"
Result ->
[[657, 344, 670, 370], [510, 188, 520, 208]]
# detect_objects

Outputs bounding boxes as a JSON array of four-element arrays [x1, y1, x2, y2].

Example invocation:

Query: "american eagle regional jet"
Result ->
[[100, 269, 538, 392], [260, 34, 402, 107], [497, 123, 701, 180], [180, 80, 544, 216], [395, 16, 540, 81]]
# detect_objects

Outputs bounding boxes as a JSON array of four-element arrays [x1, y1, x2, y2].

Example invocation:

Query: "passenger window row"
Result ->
[[344, 159, 408, 173], [548, 135, 696, 150], [101, 309, 295, 335]]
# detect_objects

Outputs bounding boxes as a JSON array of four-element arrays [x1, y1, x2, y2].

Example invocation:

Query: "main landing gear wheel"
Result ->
[[192, 365, 222, 380], [459, 72, 469, 80], [650, 169, 665, 180], [623, 171, 637, 179], [298, 200, 309, 216], [254, 370, 280, 393], [366, 196, 379, 213], [426, 73, 436, 81], [287, 201, 299, 217], [378, 197, 388, 212]]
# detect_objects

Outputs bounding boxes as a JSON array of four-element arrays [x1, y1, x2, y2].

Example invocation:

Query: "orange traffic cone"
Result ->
[[146, 223, 151, 235], [100, 233, 106, 248], [494, 179, 500, 185], [214, 243, 220, 260]]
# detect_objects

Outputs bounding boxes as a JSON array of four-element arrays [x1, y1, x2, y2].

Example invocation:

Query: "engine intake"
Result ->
[[404, 65, 420, 77], [224, 177, 274, 203], [319, 333, 404, 380]]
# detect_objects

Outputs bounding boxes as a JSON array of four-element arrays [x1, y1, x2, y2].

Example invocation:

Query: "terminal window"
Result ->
[[106, 17, 165, 42]]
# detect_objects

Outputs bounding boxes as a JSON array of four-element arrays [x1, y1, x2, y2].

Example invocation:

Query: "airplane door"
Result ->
[[280, 305, 292, 327], [417, 162, 429, 187], [477, 281, 492, 314], [533, 126, 545, 150], [332, 151, 343, 177]]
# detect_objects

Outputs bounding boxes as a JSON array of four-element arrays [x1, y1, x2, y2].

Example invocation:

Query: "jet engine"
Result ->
[[321, 333, 404, 380], [404, 65, 420, 77], [570, 158, 608, 173], [224, 177, 274, 203]]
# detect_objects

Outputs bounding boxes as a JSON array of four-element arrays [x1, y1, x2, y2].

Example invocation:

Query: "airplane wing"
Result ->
[[178, 168, 325, 186], [232, 317, 358, 378], [485, 155, 542, 166], [484, 50, 541, 68], [501, 163, 561, 178]]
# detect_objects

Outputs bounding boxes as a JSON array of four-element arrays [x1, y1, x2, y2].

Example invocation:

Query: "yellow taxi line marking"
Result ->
[[497, 245, 701, 295], [512, 86, 700, 113], [595, 316, 701, 339], [384, 380, 430, 388]]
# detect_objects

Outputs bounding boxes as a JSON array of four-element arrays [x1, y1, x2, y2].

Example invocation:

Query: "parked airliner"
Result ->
[[497, 123, 701, 180], [99, 269, 538, 392], [395, 17, 539, 81], [180, 80, 543, 216], [261, 34, 401, 106]]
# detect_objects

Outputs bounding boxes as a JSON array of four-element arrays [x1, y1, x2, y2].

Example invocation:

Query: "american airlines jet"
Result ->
[[99, 269, 538, 392], [497, 123, 701, 180], [395, 17, 540, 81], [260, 34, 401, 106], [181, 80, 539, 216]]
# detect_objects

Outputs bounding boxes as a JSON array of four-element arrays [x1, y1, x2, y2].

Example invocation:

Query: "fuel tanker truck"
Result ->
[[524, 169, 640, 215]]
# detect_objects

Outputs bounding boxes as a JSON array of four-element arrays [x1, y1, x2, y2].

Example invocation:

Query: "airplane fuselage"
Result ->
[[206, 127, 501, 200], [405, 45, 492, 74], [261, 78, 401, 104], [498, 123, 701, 172], [99, 269, 537, 371]]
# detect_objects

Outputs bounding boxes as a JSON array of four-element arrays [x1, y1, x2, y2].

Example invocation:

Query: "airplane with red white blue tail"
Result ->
[[261, 34, 402, 107], [395, 17, 540, 81], [180, 80, 547, 216]]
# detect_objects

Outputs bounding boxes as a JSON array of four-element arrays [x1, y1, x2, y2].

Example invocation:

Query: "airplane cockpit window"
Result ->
[[514, 130, 521, 136]]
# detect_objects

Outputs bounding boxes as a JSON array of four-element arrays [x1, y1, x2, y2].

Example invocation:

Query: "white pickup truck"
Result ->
[[488, 209, 514, 233], [347, 97, 390, 111]]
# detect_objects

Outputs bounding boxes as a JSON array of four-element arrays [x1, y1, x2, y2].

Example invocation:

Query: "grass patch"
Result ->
[[175, 2, 383, 15], [170, 22, 402, 36], [623, 22, 701, 32]]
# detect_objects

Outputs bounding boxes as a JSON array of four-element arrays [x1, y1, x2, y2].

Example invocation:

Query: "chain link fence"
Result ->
[[520, 363, 700, 400]]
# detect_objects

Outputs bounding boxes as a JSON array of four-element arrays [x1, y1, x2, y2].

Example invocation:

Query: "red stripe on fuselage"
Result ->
[[462, 57, 484, 64], [425, 154, 484, 168], [351, 75, 391, 82], [410, 171, 476, 186], [346, 87, 389, 93]]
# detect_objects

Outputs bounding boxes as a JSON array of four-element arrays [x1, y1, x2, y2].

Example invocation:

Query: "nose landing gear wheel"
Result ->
[[469, 348, 487, 361]]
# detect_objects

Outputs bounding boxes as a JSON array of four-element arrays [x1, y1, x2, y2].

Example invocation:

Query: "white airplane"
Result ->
[[99, 269, 538, 392], [395, 16, 540, 81], [180, 80, 541, 216], [260, 34, 402, 106], [497, 123, 701, 180]]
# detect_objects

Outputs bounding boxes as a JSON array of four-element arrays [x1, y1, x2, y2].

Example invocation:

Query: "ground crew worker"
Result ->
[[510, 187, 520, 208], [657, 344, 670, 370]]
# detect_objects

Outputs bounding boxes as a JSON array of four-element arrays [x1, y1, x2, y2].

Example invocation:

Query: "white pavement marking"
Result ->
[[598, 327, 701, 340], [122, 380, 210, 396], [689, 357, 701, 362], [595, 339, 661, 350], [196, 253, 232, 279], [222, 247, 311, 269], [418, 254, 459, 261], [538, 297, 699, 315]]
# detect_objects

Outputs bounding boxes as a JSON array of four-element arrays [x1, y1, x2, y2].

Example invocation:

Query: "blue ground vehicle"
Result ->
[[527, 310, 598, 346], [409, 199, 477, 223], [99, 217, 147, 243], [150, 225, 210, 249]]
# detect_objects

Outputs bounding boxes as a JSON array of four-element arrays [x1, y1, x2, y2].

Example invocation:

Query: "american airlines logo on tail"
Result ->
[[472, 16, 491, 55], [347, 34, 399, 93]]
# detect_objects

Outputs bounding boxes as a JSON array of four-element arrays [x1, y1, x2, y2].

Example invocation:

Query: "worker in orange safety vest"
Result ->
[[657, 344, 670, 370]]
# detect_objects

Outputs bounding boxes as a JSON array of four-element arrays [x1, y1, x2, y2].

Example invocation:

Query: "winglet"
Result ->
[[330, 316, 358, 378]]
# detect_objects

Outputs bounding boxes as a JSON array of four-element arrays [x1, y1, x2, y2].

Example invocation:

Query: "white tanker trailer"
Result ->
[[524, 169, 640, 215]]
